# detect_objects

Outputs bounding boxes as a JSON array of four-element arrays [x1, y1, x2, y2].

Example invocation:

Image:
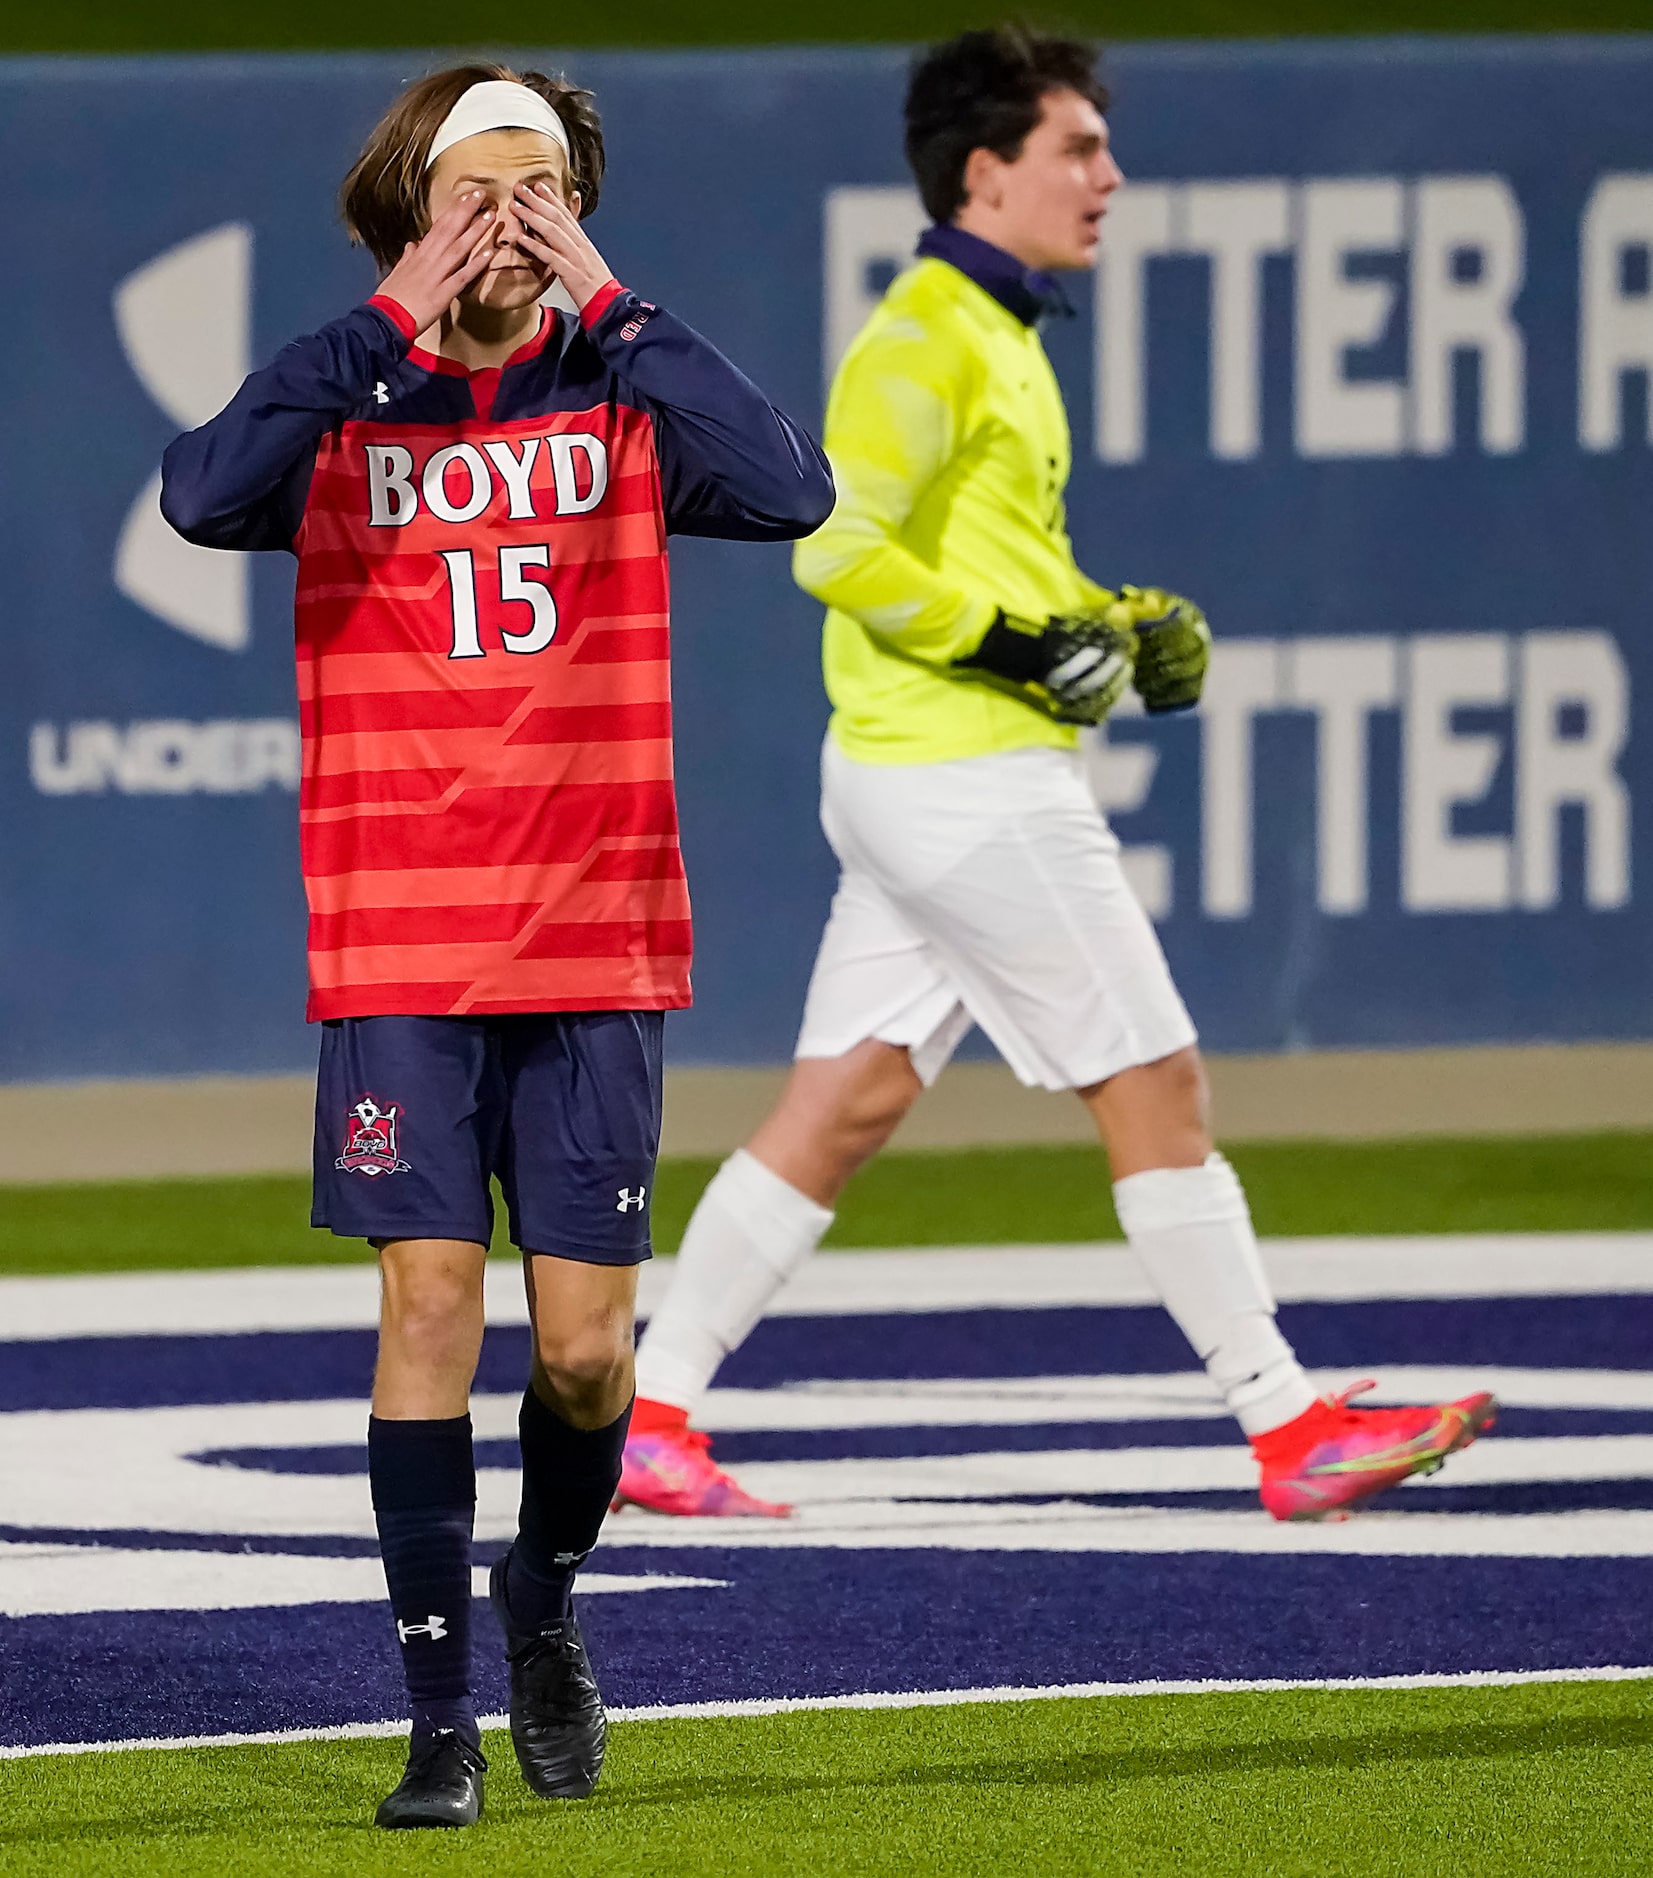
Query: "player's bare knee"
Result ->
[[832, 1054, 919, 1162], [536, 1361, 633, 1429], [1151, 1046, 1211, 1127], [379, 1261, 479, 1359], [533, 1317, 633, 1422], [535, 1333, 628, 1392], [1081, 1046, 1214, 1176], [836, 1091, 909, 1160]]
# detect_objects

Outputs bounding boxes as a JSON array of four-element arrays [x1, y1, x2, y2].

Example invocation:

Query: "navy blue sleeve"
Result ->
[[160, 300, 416, 553], [581, 286, 834, 542]]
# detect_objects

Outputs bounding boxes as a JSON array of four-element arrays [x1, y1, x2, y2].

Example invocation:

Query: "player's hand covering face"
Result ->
[[376, 189, 500, 335], [509, 181, 615, 314], [421, 127, 578, 314]]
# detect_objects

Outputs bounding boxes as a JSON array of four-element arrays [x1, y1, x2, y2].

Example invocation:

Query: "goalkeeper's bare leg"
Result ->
[[622, 1039, 1493, 1521], [619, 1041, 919, 1515]]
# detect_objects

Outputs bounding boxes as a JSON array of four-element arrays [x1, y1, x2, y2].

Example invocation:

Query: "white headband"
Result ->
[[425, 79, 571, 169]]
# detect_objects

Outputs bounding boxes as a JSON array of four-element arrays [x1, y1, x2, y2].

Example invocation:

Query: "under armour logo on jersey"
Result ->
[[397, 1615, 449, 1643], [373, 381, 390, 404], [616, 1187, 648, 1213]]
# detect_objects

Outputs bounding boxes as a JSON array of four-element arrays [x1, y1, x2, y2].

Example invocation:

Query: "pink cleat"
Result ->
[[615, 1411, 793, 1519], [1253, 1381, 1498, 1522]]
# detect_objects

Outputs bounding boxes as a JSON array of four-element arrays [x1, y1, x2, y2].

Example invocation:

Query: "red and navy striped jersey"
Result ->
[[161, 284, 833, 1020]]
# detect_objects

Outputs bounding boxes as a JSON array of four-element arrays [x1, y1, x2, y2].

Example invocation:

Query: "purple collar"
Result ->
[[915, 224, 1073, 326]]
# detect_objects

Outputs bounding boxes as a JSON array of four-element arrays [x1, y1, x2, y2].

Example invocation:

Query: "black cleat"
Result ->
[[489, 1549, 606, 1799], [374, 1728, 486, 1829]]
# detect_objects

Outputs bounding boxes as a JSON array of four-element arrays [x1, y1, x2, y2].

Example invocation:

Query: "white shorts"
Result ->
[[795, 737, 1197, 1091]]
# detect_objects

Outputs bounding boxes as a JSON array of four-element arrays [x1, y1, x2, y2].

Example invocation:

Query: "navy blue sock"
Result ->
[[506, 1387, 632, 1630], [368, 1415, 477, 1747]]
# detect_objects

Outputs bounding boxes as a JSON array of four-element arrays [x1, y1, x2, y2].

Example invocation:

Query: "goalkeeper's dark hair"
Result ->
[[904, 27, 1108, 225]]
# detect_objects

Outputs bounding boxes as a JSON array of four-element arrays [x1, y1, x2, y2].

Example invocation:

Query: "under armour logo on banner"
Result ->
[[616, 1187, 647, 1213], [397, 1615, 449, 1643], [113, 223, 253, 651]]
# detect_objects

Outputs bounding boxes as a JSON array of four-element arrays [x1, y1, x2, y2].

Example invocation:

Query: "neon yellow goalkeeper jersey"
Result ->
[[794, 234, 1112, 765]]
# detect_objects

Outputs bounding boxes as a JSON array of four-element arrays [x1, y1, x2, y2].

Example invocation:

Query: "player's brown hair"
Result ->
[[341, 63, 605, 273]]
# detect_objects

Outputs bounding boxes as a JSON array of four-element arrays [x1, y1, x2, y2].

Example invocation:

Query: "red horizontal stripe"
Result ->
[[573, 627, 672, 666], [507, 702, 673, 747], [309, 903, 542, 951], [516, 918, 694, 961], [304, 688, 532, 734], [302, 781, 680, 875], [461, 987, 693, 1016], [308, 972, 694, 1020], [307, 982, 474, 1020], [580, 847, 687, 882], [307, 769, 462, 810], [306, 436, 657, 476], [324, 406, 655, 450], [292, 537, 665, 610]]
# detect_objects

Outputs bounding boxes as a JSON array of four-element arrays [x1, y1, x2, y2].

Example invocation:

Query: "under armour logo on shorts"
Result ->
[[616, 1187, 647, 1213], [397, 1615, 448, 1642]]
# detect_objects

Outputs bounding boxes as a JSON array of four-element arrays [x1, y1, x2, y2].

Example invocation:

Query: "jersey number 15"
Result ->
[[439, 547, 557, 659]]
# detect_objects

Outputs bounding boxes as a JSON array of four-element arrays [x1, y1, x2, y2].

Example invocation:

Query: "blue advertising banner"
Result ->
[[1, 37, 1649, 1080]]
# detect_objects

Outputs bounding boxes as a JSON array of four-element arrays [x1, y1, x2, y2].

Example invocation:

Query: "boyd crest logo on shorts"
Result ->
[[336, 1095, 410, 1178]]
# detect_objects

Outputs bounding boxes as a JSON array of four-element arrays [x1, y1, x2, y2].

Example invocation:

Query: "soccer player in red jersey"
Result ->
[[161, 64, 832, 1828]]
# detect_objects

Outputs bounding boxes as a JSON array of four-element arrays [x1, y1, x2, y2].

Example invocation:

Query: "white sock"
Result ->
[[1112, 1152, 1317, 1438], [634, 1149, 834, 1416]]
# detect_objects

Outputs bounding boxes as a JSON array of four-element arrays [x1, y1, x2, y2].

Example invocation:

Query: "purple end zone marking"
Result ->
[[4, 1296, 1649, 1413], [191, 1407, 1653, 1478], [2, 1552, 1649, 1750], [2, 1290, 1649, 1748], [579, 1549, 1653, 1707]]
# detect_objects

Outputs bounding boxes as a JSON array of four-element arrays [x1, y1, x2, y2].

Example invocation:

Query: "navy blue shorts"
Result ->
[[311, 1012, 662, 1264]]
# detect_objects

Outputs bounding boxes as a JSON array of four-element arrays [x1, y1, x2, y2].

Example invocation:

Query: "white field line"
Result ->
[[0, 1550, 725, 1619], [701, 1366, 1653, 1429], [5, 1391, 1648, 1553], [592, 1500, 1653, 1560], [3, 1664, 1648, 1763], [4, 1379, 1651, 1563], [716, 1433, 1653, 1505], [2, 1233, 1651, 1342]]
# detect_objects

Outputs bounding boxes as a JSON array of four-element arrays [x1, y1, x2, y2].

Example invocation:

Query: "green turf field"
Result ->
[[4, 1130, 1646, 1867], [2, 1, 1649, 56], [3, 1680, 1648, 1876], [3, 1140, 1646, 1869], [1, 1132, 1648, 1276]]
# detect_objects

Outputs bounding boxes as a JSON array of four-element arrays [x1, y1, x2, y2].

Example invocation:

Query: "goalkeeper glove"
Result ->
[[1112, 586, 1211, 714], [953, 610, 1137, 726]]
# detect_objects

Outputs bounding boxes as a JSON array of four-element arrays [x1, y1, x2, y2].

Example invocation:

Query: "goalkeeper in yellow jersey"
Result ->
[[621, 26, 1495, 1522]]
